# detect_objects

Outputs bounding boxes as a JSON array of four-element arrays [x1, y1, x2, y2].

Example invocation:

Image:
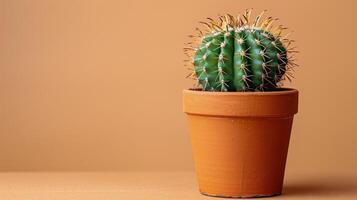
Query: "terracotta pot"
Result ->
[[183, 88, 298, 198]]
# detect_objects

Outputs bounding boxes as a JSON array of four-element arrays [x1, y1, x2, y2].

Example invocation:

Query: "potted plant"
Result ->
[[183, 9, 298, 198]]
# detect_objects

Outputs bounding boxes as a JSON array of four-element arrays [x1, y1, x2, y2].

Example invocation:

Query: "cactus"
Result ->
[[185, 10, 298, 92]]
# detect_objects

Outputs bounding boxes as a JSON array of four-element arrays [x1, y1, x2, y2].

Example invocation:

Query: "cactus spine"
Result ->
[[185, 10, 298, 92]]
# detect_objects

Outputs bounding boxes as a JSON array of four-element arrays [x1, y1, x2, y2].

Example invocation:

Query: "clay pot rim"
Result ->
[[183, 88, 298, 117], [184, 87, 298, 96]]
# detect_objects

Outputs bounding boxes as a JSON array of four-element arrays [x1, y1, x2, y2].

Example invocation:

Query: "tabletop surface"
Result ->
[[0, 170, 356, 200]]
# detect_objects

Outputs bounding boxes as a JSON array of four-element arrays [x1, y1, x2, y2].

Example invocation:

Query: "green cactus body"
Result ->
[[194, 28, 287, 91]]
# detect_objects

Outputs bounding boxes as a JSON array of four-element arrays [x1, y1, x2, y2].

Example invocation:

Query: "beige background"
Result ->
[[0, 0, 356, 172]]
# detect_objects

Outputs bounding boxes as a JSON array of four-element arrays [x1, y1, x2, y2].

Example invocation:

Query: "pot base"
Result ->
[[201, 191, 281, 198]]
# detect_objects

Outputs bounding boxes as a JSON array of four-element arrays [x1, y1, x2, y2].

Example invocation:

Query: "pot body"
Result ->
[[183, 89, 298, 198]]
